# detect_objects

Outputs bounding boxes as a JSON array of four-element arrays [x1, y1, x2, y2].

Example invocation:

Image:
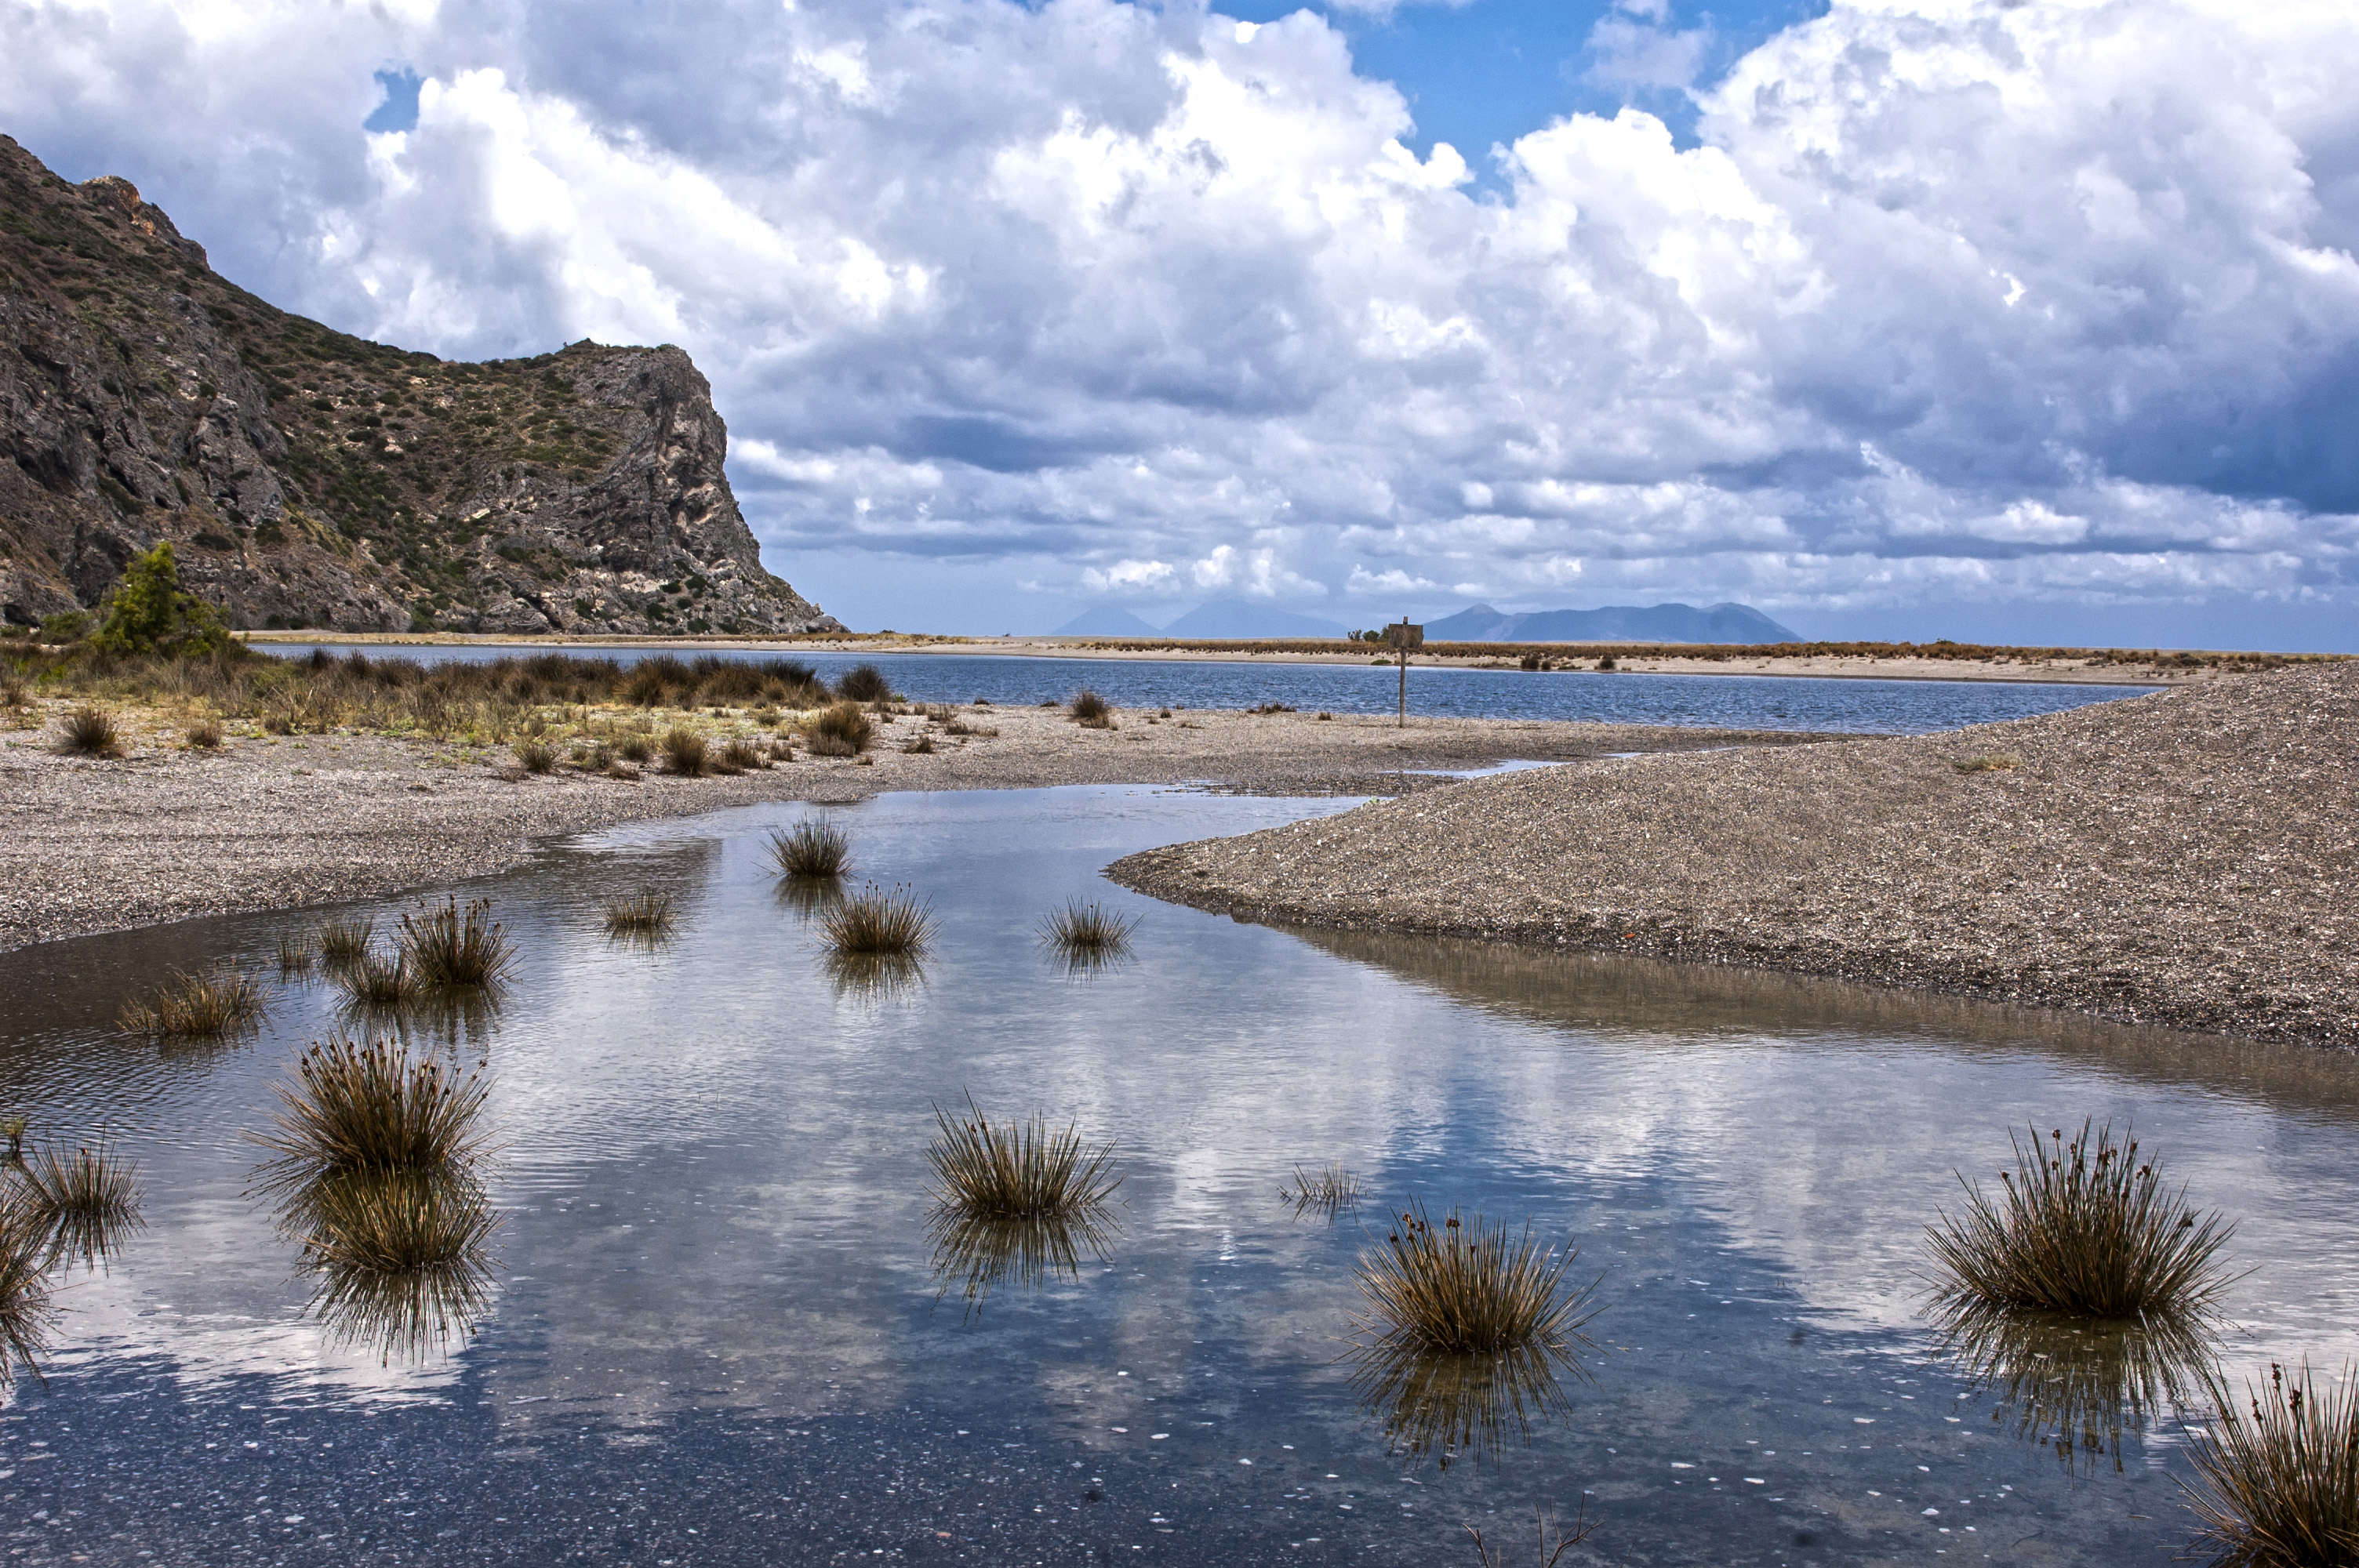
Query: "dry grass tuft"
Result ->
[[398, 896, 516, 989], [1038, 898, 1136, 954], [333, 949, 416, 1007], [805, 702, 874, 756], [55, 704, 122, 757], [275, 931, 314, 974], [1354, 1200, 1600, 1359], [719, 737, 763, 772], [1926, 1121, 2234, 1320], [1069, 689, 1114, 728], [2186, 1361, 2359, 1568], [18, 1140, 144, 1270], [600, 892, 675, 935], [120, 967, 270, 1038], [820, 883, 934, 956], [513, 738, 556, 775], [1955, 753, 2021, 773], [926, 1095, 1120, 1222], [251, 1034, 493, 1187], [660, 726, 708, 776], [185, 715, 224, 749], [769, 818, 852, 880]]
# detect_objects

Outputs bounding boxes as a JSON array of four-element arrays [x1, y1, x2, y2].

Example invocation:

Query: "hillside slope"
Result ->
[[0, 135, 840, 635]]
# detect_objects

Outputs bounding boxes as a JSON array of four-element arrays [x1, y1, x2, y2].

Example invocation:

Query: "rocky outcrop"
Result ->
[[0, 136, 841, 634]]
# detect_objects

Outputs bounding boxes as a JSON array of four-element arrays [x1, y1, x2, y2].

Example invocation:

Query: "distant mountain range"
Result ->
[[1423, 602, 1799, 644], [1056, 597, 1796, 644]]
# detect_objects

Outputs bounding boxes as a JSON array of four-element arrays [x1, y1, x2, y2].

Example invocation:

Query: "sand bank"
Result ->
[[1110, 665, 2359, 1047], [0, 699, 1815, 953]]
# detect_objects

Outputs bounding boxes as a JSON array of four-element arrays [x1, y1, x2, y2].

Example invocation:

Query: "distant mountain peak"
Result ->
[[1423, 601, 1798, 645]]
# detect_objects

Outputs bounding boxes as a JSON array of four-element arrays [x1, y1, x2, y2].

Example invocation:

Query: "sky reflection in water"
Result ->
[[3, 783, 2358, 1562]]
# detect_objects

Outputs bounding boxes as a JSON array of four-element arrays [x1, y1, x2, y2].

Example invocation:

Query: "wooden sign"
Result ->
[[1383, 621, 1423, 649]]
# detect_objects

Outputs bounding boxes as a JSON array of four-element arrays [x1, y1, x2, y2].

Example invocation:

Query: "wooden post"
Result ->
[[1383, 619, 1423, 728]]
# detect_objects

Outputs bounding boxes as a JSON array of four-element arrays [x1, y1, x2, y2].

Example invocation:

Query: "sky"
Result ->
[[5, 0, 2358, 648]]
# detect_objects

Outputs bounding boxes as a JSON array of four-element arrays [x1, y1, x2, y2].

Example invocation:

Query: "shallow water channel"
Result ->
[[5, 784, 2357, 1566]]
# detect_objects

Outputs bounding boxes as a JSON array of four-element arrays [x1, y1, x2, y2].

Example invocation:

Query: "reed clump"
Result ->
[[2186, 1361, 2359, 1568], [120, 967, 270, 1038], [54, 704, 122, 757], [18, 1140, 144, 1269], [513, 738, 556, 775], [318, 914, 376, 965], [769, 818, 852, 880], [251, 1034, 493, 1187], [805, 702, 874, 756], [600, 892, 675, 935], [397, 896, 515, 989], [1926, 1121, 2234, 1320], [719, 737, 763, 772], [1069, 689, 1114, 728], [1354, 1201, 1600, 1359], [834, 663, 892, 702], [820, 884, 935, 957], [333, 949, 416, 1007], [185, 716, 224, 749], [275, 931, 314, 974], [1038, 898, 1136, 954], [927, 1096, 1120, 1221]]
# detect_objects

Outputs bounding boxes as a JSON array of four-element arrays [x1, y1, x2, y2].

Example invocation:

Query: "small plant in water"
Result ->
[[0, 1117, 24, 1162], [1038, 898, 1136, 954], [927, 1095, 1120, 1221], [251, 1033, 493, 1187], [275, 930, 315, 975], [2186, 1360, 2359, 1568], [333, 949, 417, 1008], [600, 892, 675, 935], [18, 1140, 144, 1270], [398, 896, 515, 990], [1464, 1502, 1595, 1568], [1283, 1162, 1363, 1218], [770, 818, 852, 880], [1926, 1120, 2234, 1320], [1355, 1200, 1600, 1359], [317, 914, 376, 965], [55, 705, 122, 757], [120, 967, 270, 1038], [820, 884, 934, 957]]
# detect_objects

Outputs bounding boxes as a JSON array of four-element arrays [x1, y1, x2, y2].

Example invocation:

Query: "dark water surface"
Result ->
[[264, 643, 2151, 735], [5, 786, 2354, 1566]]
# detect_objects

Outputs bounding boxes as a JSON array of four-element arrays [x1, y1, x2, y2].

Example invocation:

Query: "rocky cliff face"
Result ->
[[0, 136, 841, 635]]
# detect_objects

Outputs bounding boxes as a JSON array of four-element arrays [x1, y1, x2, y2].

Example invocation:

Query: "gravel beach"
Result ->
[[1110, 664, 2359, 1047], [0, 700, 1812, 953]]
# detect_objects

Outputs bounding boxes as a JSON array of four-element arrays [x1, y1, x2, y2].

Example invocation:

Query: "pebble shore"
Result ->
[[1110, 664, 2359, 1047], [0, 701, 1812, 953]]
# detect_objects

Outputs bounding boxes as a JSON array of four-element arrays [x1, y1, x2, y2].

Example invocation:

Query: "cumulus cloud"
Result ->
[[5, 0, 2357, 637]]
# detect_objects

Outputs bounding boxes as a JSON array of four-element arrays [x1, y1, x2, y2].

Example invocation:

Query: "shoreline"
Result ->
[[229, 630, 2310, 688], [0, 699, 1819, 955], [1107, 664, 2359, 1050]]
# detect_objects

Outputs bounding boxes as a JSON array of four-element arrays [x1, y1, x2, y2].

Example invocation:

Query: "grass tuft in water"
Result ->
[[0, 1117, 23, 1162], [927, 1096, 1120, 1222], [398, 896, 515, 990], [1926, 1120, 2234, 1320], [1038, 898, 1136, 953], [0, 1196, 57, 1388], [1283, 1163, 1364, 1219], [2185, 1361, 2359, 1568], [317, 914, 376, 965], [55, 704, 122, 757], [820, 883, 935, 956], [600, 892, 675, 935], [120, 967, 270, 1039], [251, 1034, 493, 1189], [275, 930, 315, 975], [1463, 1502, 1595, 1567], [1354, 1200, 1600, 1359], [17, 1141, 144, 1271], [333, 949, 417, 1008], [769, 818, 852, 880]]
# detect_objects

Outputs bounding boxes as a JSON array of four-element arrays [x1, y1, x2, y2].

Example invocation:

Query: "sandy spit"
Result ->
[[1108, 664, 2359, 1047], [0, 701, 1819, 953]]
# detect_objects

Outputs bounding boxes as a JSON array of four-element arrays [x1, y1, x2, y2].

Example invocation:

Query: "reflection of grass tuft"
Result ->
[[293, 1169, 500, 1363], [1926, 1298, 2215, 1474], [1926, 1121, 2234, 1319]]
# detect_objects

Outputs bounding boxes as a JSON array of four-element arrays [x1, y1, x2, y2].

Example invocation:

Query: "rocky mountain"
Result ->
[[0, 136, 840, 635], [1423, 601, 1799, 644]]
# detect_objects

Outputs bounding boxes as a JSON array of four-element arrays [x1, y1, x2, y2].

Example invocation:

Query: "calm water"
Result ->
[[5, 785, 2355, 1566], [264, 644, 2153, 735]]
